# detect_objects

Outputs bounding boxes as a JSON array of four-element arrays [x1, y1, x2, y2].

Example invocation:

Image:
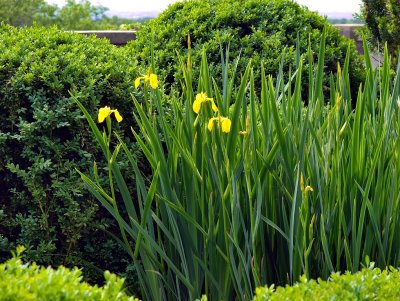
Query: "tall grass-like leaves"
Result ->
[[76, 33, 400, 301]]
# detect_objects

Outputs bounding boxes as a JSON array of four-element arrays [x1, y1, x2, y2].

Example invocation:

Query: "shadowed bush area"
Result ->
[[0, 24, 139, 286], [130, 0, 364, 100]]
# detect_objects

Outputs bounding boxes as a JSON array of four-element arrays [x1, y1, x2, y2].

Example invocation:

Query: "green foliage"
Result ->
[[0, 24, 139, 284], [52, 0, 110, 30], [79, 30, 400, 301], [0, 0, 55, 26], [253, 266, 400, 300], [359, 0, 400, 63], [131, 0, 364, 100], [0, 0, 140, 30], [0, 246, 135, 300]]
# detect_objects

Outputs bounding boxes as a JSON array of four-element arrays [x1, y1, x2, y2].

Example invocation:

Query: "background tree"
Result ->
[[54, 0, 109, 30], [0, 0, 56, 26], [0, 0, 140, 30], [359, 0, 400, 61]]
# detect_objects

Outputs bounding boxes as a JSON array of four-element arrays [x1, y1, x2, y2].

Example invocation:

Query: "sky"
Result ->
[[46, 0, 362, 15], [296, 0, 361, 14]]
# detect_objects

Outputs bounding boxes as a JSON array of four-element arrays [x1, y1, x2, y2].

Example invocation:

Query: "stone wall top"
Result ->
[[333, 24, 363, 54], [75, 30, 136, 46]]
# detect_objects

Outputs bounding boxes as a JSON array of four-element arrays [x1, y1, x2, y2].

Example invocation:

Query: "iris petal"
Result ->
[[196, 92, 207, 103], [221, 118, 231, 133], [114, 110, 123, 123], [149, 74, 159, 89], [207, 118, 217, 131], [193, 99, 201, 114], [134, 77, 141, 89], [211, 99, 219, 112], [98, 106, 111, 123]]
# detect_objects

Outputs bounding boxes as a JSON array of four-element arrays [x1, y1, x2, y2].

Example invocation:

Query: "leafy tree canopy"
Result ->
[[358, 0, 400, 61], [0, 0, 140, 30], [0, 0, 55, 26]]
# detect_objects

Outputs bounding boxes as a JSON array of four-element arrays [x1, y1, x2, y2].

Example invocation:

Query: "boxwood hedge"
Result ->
[[130, 0, 364, 100], [254, 266, 400, 300], [0, 24, 139, 285], [0, 246, 136, 300]]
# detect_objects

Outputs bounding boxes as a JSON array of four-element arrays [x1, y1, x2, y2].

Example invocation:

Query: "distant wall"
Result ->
[[333, 24, 363, 54], [75, 30, 136, 46], [75, 25, 364, 53]]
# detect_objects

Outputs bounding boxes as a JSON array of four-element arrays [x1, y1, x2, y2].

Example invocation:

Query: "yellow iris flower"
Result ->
[[207, 116, 231, 133], [113, 110, 123, 122], [193, 92, 218, 114], [98, 106, 111, 123], [149, 73, 158, 89], [300, 173, 313, 193], [98, 106, 123, 123], [304, 186, 314, 193], [135, 70, 159, 89]]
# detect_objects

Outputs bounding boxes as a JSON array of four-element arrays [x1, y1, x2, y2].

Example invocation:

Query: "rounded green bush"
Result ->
[[0, 24, 138, 284], [253, 266, 400, 300], [0, 246, 136, 300], [131, 0, 364, 99]]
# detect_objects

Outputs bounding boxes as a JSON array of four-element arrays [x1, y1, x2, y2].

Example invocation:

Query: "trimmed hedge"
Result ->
[[131, 0, 364, 99], [0, 24, 138, 284], [254, 266, 400, 300], [0, 246, 136, 300]]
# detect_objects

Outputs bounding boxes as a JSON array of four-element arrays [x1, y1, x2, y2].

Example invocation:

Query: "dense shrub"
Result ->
[[253, 266, 400, 300], [0, 24, 139, 284], [0, 246, 136, 300], [130, 0, 364, 100]]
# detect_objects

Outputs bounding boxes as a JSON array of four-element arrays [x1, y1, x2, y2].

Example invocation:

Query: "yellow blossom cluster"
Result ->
[[192, 92, 218, 114], [208, 117, 231, 133], [135, 70, 158, 89], [193, 92, 231, 133], [98, 106, 123, 123], [98, 70, 160, 124]]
